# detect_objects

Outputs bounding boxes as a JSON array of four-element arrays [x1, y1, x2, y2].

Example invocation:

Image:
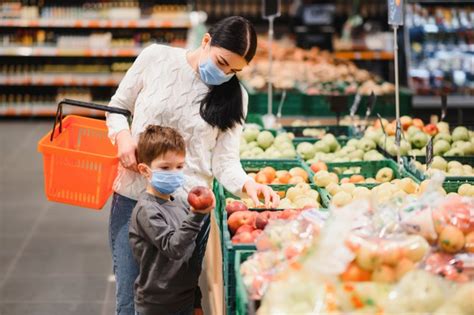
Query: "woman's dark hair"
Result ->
[[199, 16, 257, 131]]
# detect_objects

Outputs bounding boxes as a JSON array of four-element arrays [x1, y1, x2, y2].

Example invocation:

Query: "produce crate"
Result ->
[[292, 137, 350, 147], [246, 88, 308, 116], [245, 114, 264, 128], [222, 224, 256, 315], [304, 88, 412, 117], [403, 157, 474, 184], [282, 125, 356, 139], [235, 250, 258, 315]]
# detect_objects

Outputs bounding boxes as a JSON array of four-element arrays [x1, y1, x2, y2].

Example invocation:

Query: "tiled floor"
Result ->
[[0, 120, 210, 315]]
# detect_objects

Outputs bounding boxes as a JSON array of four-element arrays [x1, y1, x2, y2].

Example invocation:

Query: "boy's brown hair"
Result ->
[[137, 125, 186, 165]]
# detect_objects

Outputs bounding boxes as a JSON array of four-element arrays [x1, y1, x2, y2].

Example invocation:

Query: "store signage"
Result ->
[[303, 4, 335, 25], [387, 0, 404, 26]]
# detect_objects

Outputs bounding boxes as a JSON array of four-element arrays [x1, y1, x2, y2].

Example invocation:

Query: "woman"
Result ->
[[106, 16, 280, 315]]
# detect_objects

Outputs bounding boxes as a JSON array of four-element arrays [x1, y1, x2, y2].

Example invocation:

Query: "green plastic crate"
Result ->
[[235, 250, 258, 315], [245, 114, 264, 128], [246, 89, 308, 116]]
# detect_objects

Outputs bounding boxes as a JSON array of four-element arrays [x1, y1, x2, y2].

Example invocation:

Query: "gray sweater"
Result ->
[[129, 192, 207, 315]]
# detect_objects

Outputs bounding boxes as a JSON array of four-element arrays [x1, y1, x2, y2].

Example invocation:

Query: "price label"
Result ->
[[395, 119, 402, 146], [441, 94, 447, 121], [388, 0, 404, 26], [426, 137, 434, 169], [350, 94, 361, 117]]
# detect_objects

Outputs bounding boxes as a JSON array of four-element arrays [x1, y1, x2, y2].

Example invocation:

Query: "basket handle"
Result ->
[[50, 98, 132, 142]]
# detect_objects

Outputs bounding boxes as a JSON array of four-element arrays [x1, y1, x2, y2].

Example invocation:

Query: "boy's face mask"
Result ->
[[149, 169, 185, 195]]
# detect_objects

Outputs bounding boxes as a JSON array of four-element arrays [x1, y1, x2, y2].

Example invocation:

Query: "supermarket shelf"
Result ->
[[0, 74, 124, 86], [408, 0, 474, 4], [334, 51, 394, 61], [0, 46, 143, 57], [0, 104, 106, 117], [0, 18, 190, 29], [413, 95, 474, 108]]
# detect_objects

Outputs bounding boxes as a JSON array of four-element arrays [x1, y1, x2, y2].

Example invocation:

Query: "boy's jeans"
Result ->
[[109, 193, 211, 315], [135, 305, 193, 315], [109, 193, 139, 315]]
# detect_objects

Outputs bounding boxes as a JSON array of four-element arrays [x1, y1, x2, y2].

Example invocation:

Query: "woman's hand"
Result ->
[[243, 179, 280, 208], [116, 129, 138, 172]]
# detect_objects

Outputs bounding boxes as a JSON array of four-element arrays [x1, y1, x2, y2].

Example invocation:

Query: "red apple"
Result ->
[[310, 161, 328, 173], [188, 186, 214, 210], [279, 209, 298, 220], [233, 231, 253, 244], [225, 201, 248, 215], [255, 211, 273, 230], [235, 224, 254, 235], [228, 211, 256, 234], [423, 124, 438, 136], [412, 118, 424, 129], [251, 229, 263, 241]]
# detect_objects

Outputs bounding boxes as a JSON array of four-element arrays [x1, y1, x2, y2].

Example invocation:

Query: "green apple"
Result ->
[[407, 126, 421, 137], [447, 167, 464, 176], [463, 165, 473, 175], [436, 121, 450, 134], [460, 141, 474, 155], [363, 150, 384, 161], [364, 129, 383, 143], [431, 156, 448, 171], [376, 167, 394, 182], [434, 133, 452, 144], [297, 142, 316, 160], [400, 140, 412, 156], [321, 134, 340, 152], [452, 126, 470, 142], [357, 138, 377, 152], [273, 133, 292, 146], [409, 149, 423, 156], [243, 127, 260, 142], [247, 141, 258, 148], [314, 140, 331, 153], [240, 150, 254, 158], [447, 161, 463, 170], [274, 141, 294, 151], [347, 139, 359, 148], [350, 149, 365, 160], [281, 149, 297, 158], [410, 132, 429, 149], [444, 148, 464, 156], [433, 140, 451, 156], [256, 131, 275, 149]]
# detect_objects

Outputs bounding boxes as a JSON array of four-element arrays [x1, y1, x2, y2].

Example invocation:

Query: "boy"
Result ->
[[129, 125, 212, 315]]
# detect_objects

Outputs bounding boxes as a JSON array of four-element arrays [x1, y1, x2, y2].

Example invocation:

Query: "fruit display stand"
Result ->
[[303, 88, 413, 117], [219, 182, 327, 315], [403, 157, 474, 184], [245, 86, 308, 116]]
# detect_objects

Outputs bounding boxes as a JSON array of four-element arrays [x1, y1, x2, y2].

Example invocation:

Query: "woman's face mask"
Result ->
[[198, 44, 234, 86]]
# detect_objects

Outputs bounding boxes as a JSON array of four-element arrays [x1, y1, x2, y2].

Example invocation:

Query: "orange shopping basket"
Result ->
[[37, 99, 131, 210]]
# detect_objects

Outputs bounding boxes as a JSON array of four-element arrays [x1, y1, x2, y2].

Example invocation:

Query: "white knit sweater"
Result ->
[[106, 44, 250, 201]]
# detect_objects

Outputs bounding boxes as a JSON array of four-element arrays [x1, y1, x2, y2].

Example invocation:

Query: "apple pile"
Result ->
[[341, 235, 430, 283], [247, 166, 309, 185], [298, 134, 385, 163], [413, 157, 474, 177], [240, 128, 297, 159], [326, 177, 420, 207], [226, 200, 303, 244], [373, 118, 474, 157]]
